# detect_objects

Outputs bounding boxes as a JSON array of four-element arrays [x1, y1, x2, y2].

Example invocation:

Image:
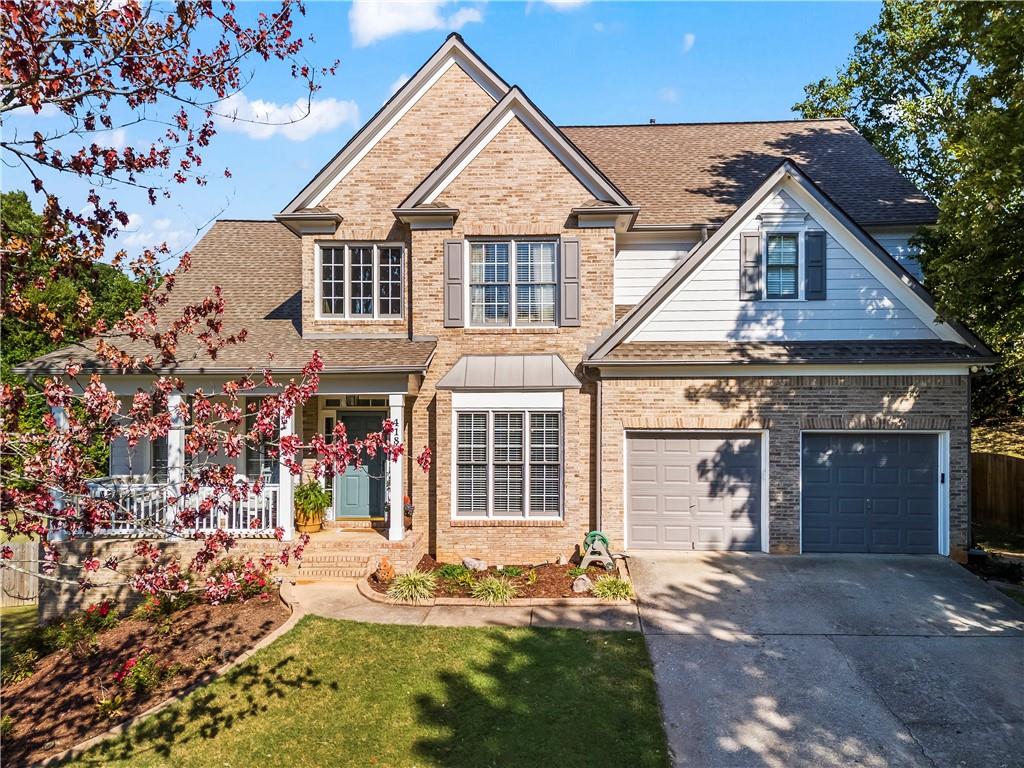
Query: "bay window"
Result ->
[[470, 239, 557, 327], [319, 243, 404, 319], [455, 409, 561, 518]]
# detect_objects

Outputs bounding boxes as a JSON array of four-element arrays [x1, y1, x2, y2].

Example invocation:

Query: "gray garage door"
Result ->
[[627, 432, 761, 550], [802, 433, 939, 554]]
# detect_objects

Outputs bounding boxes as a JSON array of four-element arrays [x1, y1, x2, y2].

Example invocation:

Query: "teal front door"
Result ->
[[334, 411, 386, 518]]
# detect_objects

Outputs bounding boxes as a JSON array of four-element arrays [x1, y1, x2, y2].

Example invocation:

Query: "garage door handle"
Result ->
[[864, 498, 873, 513]]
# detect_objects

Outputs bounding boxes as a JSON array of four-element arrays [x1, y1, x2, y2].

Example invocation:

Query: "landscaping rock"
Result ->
[[557, 555, 569, 566], [572, 575, 593, 593], [463, 557, 487, 572]]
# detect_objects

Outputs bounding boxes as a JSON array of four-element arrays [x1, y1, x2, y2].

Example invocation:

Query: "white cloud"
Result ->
[[217, 92, 359, 142], [658, 87, 679, 103], [389, 73, 411, 96], [541, 0, 589, 9], [682, 32, 696, 53], [94, 127, 127, 149], [349, 1, 483, 47], [10, 103, 60, 118], [119, 212, 191, 252]]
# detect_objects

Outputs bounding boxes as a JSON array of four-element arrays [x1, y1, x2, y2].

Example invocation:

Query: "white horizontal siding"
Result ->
[[614, 243, 694, 305], [632, 192, 937, 343], [868, 228, 925, 281]]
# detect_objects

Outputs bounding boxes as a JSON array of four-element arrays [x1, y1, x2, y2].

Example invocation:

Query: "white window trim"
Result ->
[[315, 242, 405, 321], [463, 237, 559, 328], [762, 231, 803, 301], [450, 399, 564, 520]]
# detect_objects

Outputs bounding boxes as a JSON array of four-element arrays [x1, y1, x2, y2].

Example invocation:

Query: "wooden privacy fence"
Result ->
[[1, 542, 39, 607], [973, 453, 1024, 533]]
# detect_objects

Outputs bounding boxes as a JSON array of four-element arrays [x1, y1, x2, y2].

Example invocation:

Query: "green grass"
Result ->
[[65, 616, 669, 768], [0, 605, 38, 654]]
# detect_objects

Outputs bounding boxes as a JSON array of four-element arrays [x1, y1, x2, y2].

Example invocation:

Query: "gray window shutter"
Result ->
[[804, 231, 827, 301], [739, 232, 762, 301], [559, 238, 581, 327], [443, 239, 464, 328]]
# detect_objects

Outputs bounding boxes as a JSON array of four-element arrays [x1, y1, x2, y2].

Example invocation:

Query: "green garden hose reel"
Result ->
[[580, 530, 616, 572]]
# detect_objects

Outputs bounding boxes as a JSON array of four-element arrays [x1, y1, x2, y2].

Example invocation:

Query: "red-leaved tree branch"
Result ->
[[0, 0, 431, 602]]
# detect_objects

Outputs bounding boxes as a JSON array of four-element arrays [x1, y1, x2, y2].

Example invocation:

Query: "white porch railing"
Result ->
[[86, 479, 283, 536]]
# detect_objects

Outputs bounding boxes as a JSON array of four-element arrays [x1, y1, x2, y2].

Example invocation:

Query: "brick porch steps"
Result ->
[[279, 528, 426, 580]]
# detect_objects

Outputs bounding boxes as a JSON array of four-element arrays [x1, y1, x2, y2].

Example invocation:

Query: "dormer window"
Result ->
[[765, 234, 799, 299], [318, 243, 404, 319]]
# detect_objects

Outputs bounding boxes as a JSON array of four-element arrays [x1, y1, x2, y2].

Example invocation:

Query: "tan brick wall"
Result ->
[[301, 64, 497, 336], [600, 374, 970, 559], [407, 117, 615, 565]]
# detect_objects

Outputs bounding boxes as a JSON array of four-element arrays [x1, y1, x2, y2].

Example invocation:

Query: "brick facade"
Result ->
[[600, 374, 971, 560]]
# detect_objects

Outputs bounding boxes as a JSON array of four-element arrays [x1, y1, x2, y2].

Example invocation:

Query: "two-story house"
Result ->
[[24, 34, 995, 571]]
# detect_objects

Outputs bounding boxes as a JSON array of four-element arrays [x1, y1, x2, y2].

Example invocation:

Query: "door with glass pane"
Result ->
[[333, 411, 385, 518]]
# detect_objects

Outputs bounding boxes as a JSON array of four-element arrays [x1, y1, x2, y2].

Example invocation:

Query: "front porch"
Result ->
[[74, 375, 419, 546]]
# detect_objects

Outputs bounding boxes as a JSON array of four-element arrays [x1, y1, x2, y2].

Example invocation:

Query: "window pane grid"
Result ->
[[470, 243, 510, 326], [378, 247, 402, 317], [321, 247, 345, 315], [468, 240, 557, 327], [349, 246, 374, 316]]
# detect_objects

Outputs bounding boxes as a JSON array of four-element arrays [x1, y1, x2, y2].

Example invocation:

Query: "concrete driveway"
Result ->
[[630, 553, 1024, 768]]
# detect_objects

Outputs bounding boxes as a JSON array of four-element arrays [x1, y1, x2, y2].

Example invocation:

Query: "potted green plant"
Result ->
[[294, 479, 331, 533]]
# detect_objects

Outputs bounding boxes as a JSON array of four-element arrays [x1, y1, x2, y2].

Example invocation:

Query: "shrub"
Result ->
[[41, 600, 119, 656], [526, 569, 538, 585], [0, 715, 12, 739], [436, 563, 471, 582], [1, 649, 39, 686], [114, 649, 178, 696], [497, 565, 523, 578], [95, 692, 125, 719], [592, 576, 633, 600], [132, 591, 198, 623], [386, 570, 437, 603], [205, 556, 275, 604], [471, 576, 519, 605], [567, 566, 588, 578]]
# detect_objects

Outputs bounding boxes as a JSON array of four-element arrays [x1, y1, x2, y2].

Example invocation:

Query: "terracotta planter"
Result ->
[[295, 519, 323, 533]]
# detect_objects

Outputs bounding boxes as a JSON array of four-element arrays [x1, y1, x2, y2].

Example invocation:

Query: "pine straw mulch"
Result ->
[[2, 593, 290, 766], [369, 554, 618, 599]]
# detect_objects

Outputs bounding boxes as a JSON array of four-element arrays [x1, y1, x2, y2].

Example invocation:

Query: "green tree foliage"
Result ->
[[1, 190, 143, 473], [794, 2, 1023, 420]]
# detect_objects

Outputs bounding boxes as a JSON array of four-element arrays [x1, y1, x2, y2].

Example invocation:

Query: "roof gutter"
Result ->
[[585, 356, 999, 368]]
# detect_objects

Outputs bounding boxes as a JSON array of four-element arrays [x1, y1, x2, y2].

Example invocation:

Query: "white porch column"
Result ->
[[388, 394, 405, 542], [278, 408, 295, 542], [166, 392, 185, 531], [48, 406, 68, 543]]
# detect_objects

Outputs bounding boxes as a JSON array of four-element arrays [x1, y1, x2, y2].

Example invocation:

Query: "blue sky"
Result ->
[[3, 1, 880, 261]]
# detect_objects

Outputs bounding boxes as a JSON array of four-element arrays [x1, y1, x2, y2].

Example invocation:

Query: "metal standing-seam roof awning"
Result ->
[[436, 354, 581, 390]]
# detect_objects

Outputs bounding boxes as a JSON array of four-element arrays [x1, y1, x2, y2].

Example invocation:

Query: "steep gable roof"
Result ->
[[399, 86, 631, 210], [562, 120, 938, 228], [281, 34, 508, 214], [586, 160, 989, 362]]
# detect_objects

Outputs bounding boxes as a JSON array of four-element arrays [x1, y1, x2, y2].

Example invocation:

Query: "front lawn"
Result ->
[[66, 616, 669, 768]]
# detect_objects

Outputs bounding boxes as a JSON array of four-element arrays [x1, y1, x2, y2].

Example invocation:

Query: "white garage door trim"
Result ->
[[798, 429, 950, 556], [623, 428, 770, 553]]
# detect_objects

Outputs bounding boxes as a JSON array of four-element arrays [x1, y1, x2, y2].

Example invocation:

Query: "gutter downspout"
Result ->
[[595, 371, 602, 533]]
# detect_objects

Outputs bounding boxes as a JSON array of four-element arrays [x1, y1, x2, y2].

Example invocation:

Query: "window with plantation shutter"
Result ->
[[456, 413, 488, 515], [765, 234, 799, 299], [467, 239, 559, 327], [454, 409, 561, 518]]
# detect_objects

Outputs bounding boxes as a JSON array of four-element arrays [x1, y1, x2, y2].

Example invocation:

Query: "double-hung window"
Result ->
[[455, 410, 561, 518], [765, 234, 799, 299], [469, 240, 557, 327], [319, 243, 404, 319]]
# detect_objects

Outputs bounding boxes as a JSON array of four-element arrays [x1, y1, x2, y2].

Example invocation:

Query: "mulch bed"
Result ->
[[2, 593, 290, 766], [369, 554, 618, 599]]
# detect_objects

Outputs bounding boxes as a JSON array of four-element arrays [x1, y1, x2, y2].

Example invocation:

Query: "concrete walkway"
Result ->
[[290, 579, 641, 632]]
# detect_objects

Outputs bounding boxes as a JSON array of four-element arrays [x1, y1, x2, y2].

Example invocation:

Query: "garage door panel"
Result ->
[[628, 432, 761, 551], [802, 433, 938, 554]]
